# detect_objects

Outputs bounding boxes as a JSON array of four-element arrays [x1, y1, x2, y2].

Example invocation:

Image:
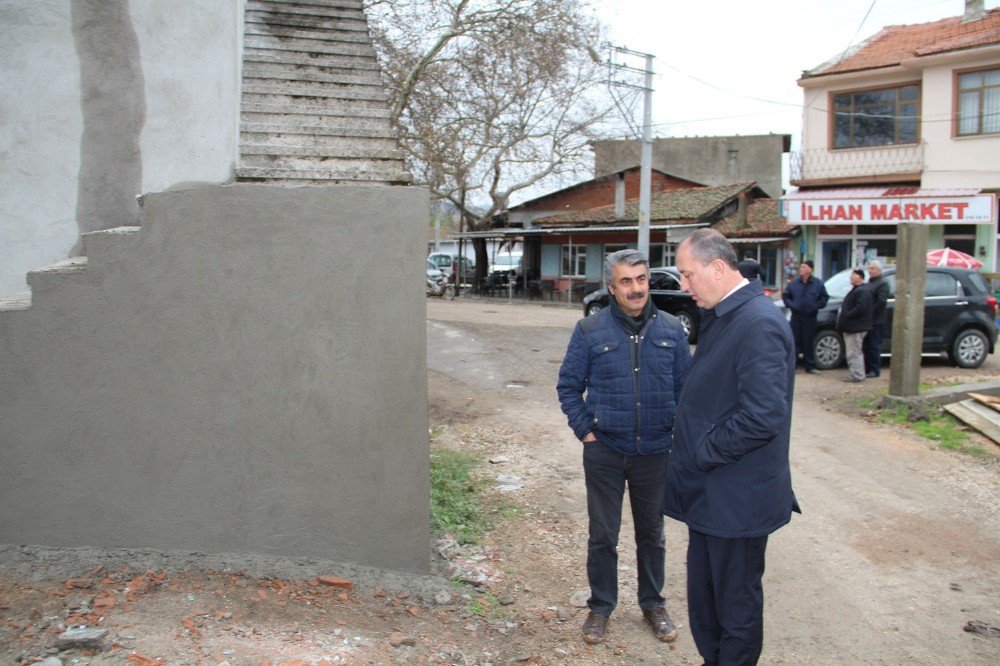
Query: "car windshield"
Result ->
[[823, 269, 863, 299], [493, 255, 521, 267]]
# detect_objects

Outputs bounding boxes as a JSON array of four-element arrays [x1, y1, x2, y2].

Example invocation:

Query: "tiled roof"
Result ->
[[534, 182, 755, 226], [714, 199, 797, 239], [803, 9, 1000, 78]]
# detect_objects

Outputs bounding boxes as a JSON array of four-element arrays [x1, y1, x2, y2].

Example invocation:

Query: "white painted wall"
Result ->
[[798, 48, 1000, 188], [0, 0, 243, 297], [921, 50, 1000, 189], [0, 2, 82, 296]]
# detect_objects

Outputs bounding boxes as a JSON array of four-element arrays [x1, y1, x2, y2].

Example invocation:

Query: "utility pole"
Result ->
[[609, 47, 655, 256]]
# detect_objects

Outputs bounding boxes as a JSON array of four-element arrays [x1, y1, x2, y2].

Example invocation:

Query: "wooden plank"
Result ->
[[967, 392, 1000, 412], [943, 400, 1000, 445]]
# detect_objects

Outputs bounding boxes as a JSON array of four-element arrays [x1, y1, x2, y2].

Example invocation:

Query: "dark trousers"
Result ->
[[863, 322, 884, 375], [687, 529, 768, 666], [789, 314, 817, 370], [583, 441, 667, 615]]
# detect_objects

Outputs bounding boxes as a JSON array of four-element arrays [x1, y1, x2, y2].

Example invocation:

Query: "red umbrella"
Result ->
[[926, 247, 982, 269]]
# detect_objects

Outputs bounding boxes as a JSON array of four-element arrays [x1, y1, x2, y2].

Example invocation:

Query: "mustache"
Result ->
[[627, 291, 645, 299]]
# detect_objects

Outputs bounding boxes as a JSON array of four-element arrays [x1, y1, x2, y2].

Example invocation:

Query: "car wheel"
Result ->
[[585, 302, 604, 317], [812, 330, 844, 370], [948, 328, 989, 368], [675, 309, 697, 344]]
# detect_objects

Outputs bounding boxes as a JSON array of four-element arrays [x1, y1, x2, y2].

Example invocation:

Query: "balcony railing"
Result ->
[[790, 143, 924, 184]]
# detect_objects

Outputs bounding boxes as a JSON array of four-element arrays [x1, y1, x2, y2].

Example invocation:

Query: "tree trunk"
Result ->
[[472, 238, 489, 293]]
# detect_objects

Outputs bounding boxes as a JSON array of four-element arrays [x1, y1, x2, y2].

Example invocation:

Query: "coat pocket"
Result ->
[[590, 340, 623, 378]]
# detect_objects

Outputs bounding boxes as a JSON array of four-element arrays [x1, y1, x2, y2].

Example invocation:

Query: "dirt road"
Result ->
[[426, 298, 1000, 665], [2, 297, 997, 664]]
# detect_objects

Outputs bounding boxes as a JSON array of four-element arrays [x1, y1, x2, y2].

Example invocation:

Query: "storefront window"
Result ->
[[561, 244, 586, 277], [649, 243, 675, 268]]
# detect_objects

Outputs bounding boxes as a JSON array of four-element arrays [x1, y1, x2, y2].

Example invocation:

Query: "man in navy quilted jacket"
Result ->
[[557, 249, 692, 646]]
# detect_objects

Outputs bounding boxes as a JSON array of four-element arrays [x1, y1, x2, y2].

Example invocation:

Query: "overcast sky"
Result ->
[[592, 0, 1000, 147]]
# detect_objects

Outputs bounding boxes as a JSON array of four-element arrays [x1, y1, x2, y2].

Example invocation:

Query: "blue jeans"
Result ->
[[583, 440, 668, 614]]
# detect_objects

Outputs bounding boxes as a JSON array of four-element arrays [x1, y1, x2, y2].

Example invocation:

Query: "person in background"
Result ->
[[782, 260, 829, 374], [557, 249, 691, 647], [836, 269, 873, 383], [666, 229, 799, 665], [863, 261, 889, 377], [737, 251, 761, 281]]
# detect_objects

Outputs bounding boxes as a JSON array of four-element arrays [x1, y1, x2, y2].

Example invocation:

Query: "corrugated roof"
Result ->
[[803, 9, 1000, 79], [534, 182, 755, 226]]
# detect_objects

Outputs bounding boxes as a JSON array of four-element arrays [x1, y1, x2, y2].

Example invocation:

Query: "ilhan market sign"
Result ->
[[785, 194, 996, 225]]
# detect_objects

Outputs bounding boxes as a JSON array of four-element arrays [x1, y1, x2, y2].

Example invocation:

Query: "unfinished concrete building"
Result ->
[[0, 0, 430, 574]]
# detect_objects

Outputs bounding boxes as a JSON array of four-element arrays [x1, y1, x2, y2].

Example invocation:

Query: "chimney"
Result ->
[[614, 172, 625, 219], [737, 192, 748, 229], [963, 0, 986, 22]]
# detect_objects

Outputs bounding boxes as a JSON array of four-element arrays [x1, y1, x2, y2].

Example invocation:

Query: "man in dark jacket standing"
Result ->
[[557, 249, 692, 646], [665, 229, 799, 666], [782, 259, 829, 373], [837, 269, 874, 382], [737, 251, 761, 281], [863, 260, 889, 377]]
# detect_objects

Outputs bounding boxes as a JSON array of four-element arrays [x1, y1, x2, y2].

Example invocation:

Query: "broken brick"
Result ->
[[316, 576, 353, 589]]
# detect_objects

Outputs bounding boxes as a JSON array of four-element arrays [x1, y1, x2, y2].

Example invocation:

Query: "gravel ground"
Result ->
[[1, 297, 997, 665]]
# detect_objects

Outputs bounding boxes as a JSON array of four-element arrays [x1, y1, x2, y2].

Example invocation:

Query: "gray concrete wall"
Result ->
[[0, 184, 432, 574], [0, 0, 241, 296], [592, 135, 790, 199]]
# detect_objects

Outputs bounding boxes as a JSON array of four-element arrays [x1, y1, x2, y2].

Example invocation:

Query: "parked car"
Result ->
[[489, 252, 523, 277], [802, 265, 998, 369], [428, 252, 474, 278], [581, 267, 700, 343]]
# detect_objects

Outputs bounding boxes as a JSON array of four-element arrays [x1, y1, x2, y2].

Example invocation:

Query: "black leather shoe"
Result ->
[[642, 606, 678, 642], [582, 611, 610, 644], [806, 367, 820, 374], [866, 371, 879, 378]]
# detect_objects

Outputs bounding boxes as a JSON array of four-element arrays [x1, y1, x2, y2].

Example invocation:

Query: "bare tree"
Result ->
[[366, 0, 613, 288]]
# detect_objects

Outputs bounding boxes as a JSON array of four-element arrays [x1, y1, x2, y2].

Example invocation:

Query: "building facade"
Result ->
[[785, 3, 1000, 278], [591, 134, 791, 199]]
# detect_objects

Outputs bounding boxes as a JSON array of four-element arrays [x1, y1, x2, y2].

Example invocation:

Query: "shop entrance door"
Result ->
[[820, 240, 851, 279]]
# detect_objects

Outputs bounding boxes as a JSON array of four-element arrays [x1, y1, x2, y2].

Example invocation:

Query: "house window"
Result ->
[[562, 244, 586, 277], [649, 243, 675, 268], [832, 84, 919, 148], [957, 68, 1000, 136]]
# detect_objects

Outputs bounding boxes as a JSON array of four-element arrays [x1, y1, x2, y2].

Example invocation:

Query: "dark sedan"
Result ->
[[581, 267, 701, 343], [805, 265, 998, 369]]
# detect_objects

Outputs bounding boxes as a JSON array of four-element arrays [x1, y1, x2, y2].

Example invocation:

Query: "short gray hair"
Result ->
[[679, 229, 738, 270], [868, 259, 884, 270], [603, 248, 648, 284]]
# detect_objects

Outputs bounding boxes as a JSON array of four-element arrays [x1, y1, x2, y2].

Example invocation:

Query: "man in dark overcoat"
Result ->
[[664, 229, 799, 665], [862, 260, 889, 377], [837, 268, 874, 382], [782, 259, 828, 373]]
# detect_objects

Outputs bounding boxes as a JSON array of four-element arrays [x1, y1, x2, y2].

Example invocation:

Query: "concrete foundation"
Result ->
[[0, 183, 431, 574]]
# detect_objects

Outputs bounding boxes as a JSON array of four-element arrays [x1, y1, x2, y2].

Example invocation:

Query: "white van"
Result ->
[[489, 252, 523, 276]]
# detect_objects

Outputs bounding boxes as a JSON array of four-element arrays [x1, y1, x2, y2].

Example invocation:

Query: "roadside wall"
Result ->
[[0, 0, 241, 296], [0, 183, 432, 574]]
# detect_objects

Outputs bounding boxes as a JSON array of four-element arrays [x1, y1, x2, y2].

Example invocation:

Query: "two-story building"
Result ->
[[784, 1, 1000, 278]]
